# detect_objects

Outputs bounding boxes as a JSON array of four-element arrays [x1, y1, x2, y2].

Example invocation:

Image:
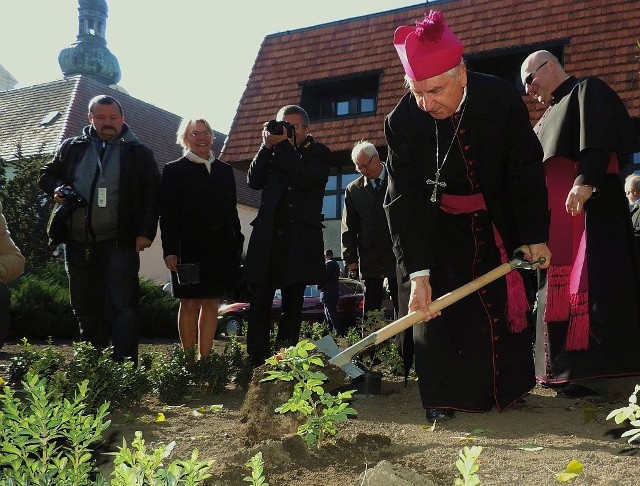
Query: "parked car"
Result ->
[[216, 277, 394, 336]]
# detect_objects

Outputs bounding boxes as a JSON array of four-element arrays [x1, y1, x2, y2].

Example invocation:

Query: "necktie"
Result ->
[[374, 178, 381, 190]]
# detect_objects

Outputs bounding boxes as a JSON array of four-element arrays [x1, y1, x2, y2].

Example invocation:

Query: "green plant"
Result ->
[[193, 351, 231, 394], [108, 430, 214, 485], [299, 320, 331, 341], [345, 309, 402, 373], [139, 278, 179, 338], [0, 372, 111, 484], [65, 342, 150, 412], [243, 451, 269, 485], [148, 345, 194, 403], [606, 384, 640, 443], [454, 445, 483, 486], [8, 337, 66, 387], [262, 340, 357, 447]]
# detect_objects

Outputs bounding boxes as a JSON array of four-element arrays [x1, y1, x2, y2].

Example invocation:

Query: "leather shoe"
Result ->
[[425, 408, 455, 423], [556, 383, 599, 398]]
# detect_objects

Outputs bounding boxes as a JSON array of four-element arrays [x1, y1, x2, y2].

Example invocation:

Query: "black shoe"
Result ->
[[425, 408, 455, 423], [556, 383, 599, 398]]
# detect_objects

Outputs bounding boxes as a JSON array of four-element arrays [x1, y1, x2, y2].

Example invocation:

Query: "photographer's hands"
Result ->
[[53, 184, 72, 204], [262, 123, 289, 149]]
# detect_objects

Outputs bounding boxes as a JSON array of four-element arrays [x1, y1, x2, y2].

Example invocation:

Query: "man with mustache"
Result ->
[[39, 95, 160, 366]]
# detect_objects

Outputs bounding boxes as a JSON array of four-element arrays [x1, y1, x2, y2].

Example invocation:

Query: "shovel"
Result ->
[[315, 248, 545, 378]]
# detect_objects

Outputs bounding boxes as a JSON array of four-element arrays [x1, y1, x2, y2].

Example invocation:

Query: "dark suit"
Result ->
[[632, 205, 640, 256], [385, 72, 549, 412], [341, 172, 399, 319], [244, 135, 330, 365], [319, 258, 341, 333]]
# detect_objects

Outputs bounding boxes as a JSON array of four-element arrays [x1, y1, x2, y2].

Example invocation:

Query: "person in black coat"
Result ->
[[319, 249, 341, 334], [243, 105, 330, 367], [386, 11, 551, 423], [522, 51, 640, 398], [342, 141, 399, 320], [159, 118, 244, 358], [625, 174, 640, 256]]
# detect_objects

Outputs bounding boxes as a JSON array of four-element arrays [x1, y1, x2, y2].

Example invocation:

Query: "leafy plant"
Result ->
[[243, 451, 269, 486], [299, 320, 332, 341], [108, 430, 214, 485], [8, 337, 66, 386], [345, 309, 402, 373], [262, 340, 357, 447], [0, 372, 111, 484], [64, 342, 150, 412], [147, 345, 194, 403], [454, 445, 483, 486], [193, 352, 231, 394], [606, 384, 640, 443]]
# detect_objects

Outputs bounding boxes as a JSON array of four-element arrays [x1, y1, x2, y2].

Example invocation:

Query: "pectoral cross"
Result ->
[[426, 169, 446, 203]]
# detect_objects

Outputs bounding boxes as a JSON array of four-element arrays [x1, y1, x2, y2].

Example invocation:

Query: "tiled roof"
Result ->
[[0, 76, 256, 206], [222, 0, 640, 163]]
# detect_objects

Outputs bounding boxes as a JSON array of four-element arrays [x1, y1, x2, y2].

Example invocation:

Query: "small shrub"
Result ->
[[262, 340, 357, 447], [139, 278, 179, 338], [606, 384, 640, 443], [194, 352, 231, 394], [65, 342, 150, 412], [454, 445, 483, 486], [8, 337, 66, 387], [148, 345, 194, 403], [0, 372, 111, 484], [8, 264, 77, 339], [299, 320, 331, 341], [107, 430, 214, 485], [244, 451, 269, 485]]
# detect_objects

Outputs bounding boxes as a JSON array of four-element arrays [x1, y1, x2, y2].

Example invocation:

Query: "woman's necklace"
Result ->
[[427, 100, 467, 203]]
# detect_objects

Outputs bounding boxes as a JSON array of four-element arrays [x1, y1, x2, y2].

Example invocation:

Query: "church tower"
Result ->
[[58, 0, 121, 85]]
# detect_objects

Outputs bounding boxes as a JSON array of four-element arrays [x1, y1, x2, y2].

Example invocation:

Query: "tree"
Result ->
[[0, 154, 55, 269]]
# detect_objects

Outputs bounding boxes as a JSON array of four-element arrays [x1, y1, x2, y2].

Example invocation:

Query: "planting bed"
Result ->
[[1, 338, 639, 485]]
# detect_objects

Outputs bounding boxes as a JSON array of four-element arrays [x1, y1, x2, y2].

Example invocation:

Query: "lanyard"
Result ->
[[95, 140, 116, 181]]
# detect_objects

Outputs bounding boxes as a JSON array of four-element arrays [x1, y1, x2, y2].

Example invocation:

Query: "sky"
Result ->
[[1, 1, 428, 134]]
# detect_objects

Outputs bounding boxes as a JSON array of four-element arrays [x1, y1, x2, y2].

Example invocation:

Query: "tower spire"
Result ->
[[58, 0, 121, 85]]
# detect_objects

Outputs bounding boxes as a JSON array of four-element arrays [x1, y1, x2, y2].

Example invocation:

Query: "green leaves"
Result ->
[[606, 384, 640, 444], [454, 445, 483, 486], [555, 459, 584, 482], [244, 451, 270, 486], [262, 340, 358, 447]]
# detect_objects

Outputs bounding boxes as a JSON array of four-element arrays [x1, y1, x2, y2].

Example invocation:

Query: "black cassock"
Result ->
[[385, 72, 549, 412], [534, 76, 640, 384]]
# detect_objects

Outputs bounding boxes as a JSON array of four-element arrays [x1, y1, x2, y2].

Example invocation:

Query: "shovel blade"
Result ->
[[314, 335, 364, 379]]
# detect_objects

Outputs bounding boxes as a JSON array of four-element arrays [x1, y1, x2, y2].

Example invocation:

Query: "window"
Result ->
[[301, 72, 381, 122], [322, 166, 360, 220], [465, 42, 566, 92]]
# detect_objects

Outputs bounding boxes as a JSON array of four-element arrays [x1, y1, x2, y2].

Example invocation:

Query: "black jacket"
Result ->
[[341, 173, 396, 279], [243, 135, 330, 287], [384, 72, 549, 277], [39, 124, 160, 248]]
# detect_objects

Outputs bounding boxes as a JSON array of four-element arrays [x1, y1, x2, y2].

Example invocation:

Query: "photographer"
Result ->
[[0, 200, 25, 348], [243, 105, 331, 368], [38, 95, 160, 366]]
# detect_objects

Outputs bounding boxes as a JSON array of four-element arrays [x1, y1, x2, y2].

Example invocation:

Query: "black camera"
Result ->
[[47, 186, 88, 246], [266, 120, 295, 138]]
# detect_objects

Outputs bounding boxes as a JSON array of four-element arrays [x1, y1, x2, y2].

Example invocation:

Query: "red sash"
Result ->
[[544, 153, 619, 350], [440, 193, 530, 333]]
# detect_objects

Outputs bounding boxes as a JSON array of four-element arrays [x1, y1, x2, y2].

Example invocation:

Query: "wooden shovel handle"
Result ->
[[373, 262, 513, 344]]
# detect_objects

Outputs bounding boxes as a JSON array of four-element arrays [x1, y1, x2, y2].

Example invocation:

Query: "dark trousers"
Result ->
[[65, 239, 141, 364], [362, 275, 399, 318], [322, 299, 342, 335], [246, 282, 306, 366]]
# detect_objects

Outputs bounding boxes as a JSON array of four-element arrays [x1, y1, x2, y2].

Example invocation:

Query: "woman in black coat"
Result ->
[[159, 118, 244, 358]]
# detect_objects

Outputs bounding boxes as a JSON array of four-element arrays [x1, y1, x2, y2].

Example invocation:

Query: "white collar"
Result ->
[[185, 150, 215, 173]]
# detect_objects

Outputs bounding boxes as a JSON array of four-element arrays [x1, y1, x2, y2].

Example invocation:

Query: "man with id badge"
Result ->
[[39, 95, 160, 366]]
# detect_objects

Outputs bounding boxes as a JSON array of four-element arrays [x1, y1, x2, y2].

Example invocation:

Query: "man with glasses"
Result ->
[[342, 140, 399, 322], [39, 95, 160, 365], [624, 174, 640, 255], [243, 105, 330, 368], [521, 51, 640, 398]]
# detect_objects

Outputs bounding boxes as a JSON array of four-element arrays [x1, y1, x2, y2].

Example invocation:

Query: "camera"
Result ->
[[47, 186, 88, 246], [266, 120, 295, 138]]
